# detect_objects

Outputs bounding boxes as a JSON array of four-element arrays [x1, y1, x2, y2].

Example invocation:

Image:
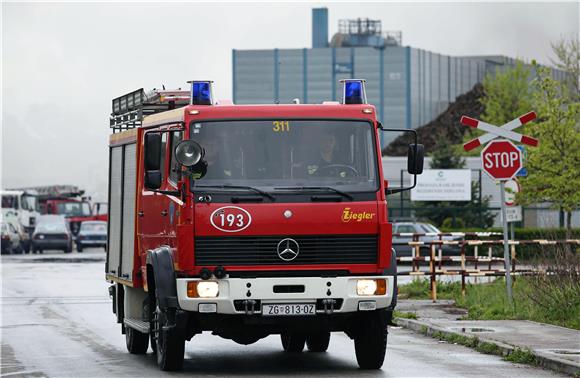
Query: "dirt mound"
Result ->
[[383, 83, 484, 156]]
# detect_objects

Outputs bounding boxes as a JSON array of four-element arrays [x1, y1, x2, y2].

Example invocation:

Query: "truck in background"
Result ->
[[1, 189, 40, 252], [17, 185, 107, 237], [106, 81, 424, 371]]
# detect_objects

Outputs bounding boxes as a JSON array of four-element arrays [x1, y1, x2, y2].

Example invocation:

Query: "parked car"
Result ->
[[76, 221, 107, 252], [392, 222, 463, 257], [1, 221, 21, 254], [32, 215, 73, 254]]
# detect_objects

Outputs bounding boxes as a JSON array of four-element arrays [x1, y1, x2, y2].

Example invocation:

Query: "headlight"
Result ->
[[356, 279, 387, 296], [187, 281, 219, 298]]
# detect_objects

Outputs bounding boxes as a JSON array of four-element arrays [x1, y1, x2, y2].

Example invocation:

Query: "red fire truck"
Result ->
[[106, 81, 423, 371], [20, 185, 108, 236]]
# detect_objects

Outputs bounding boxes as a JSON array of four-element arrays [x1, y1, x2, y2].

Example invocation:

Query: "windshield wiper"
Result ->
[[273, 186, 353, 200], [194, 185, 275, 201]]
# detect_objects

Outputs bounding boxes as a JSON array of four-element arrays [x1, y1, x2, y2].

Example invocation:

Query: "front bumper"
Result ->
[[176, 275, 395, 315]]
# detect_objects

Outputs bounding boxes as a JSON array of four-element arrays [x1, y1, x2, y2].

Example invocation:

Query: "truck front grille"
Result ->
[[195, 235, 378, 266]]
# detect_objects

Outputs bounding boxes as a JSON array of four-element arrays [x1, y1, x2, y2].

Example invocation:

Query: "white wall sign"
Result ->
[[411, 169, 472, 201], [504, 206, 523, 222]]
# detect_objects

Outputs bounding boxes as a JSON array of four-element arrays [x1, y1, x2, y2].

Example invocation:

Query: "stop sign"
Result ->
[[481, 140, 522, 180]]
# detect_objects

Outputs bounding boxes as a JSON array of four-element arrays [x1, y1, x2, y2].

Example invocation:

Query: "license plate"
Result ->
[[262, 303, 316, 316]]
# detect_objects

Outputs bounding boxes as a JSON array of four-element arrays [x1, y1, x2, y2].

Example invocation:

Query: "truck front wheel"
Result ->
[[354, 311, 388, 369], [125, 327, 148, 354], [153, 306, 185, 371], [280, 332, 306, 352], [306, 332, 330, 352]]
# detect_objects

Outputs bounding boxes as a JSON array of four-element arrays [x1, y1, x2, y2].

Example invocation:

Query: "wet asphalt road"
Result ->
[[1, 251, 563, 377]]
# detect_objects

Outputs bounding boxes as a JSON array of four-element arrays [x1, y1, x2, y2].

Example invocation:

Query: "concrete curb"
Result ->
[[395, 317, 580, 377]]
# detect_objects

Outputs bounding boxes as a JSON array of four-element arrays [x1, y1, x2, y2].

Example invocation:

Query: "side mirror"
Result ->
[[144, 133, 162, 171], [144, 133, 162, 190], [145, 171, 162, 190], [407, 144, 424, 175]]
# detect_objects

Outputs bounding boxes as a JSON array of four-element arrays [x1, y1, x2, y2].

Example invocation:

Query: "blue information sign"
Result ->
[[516, 145, 527, 177]]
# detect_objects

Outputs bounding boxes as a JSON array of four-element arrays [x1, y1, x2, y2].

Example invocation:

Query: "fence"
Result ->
[[393, 232, 580, 301]]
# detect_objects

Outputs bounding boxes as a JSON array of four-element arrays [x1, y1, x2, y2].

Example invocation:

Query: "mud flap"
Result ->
[[146, 246, 179, 310]]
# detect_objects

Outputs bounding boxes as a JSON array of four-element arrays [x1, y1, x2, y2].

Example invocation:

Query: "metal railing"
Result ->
[[393, 232, 580, 301]]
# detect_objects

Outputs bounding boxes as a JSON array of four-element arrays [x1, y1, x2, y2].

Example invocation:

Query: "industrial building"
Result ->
[[232, 8, 568, 146]]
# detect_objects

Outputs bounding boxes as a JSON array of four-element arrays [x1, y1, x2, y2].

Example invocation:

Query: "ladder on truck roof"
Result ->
[[12, 185, 85, 200], [110, 88, 190, 133]]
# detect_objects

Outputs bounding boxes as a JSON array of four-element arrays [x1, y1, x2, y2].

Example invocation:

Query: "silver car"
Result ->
[[392, 222, 463, 257], [32, 215, 73, 254]]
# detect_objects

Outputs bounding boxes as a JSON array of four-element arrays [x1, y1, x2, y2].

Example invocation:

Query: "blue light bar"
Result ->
[[341, 79, 367, 105], [188, 81, 213, 105]]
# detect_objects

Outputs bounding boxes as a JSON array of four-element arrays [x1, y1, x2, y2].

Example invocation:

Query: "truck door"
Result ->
[[138, 131, 171, 253]]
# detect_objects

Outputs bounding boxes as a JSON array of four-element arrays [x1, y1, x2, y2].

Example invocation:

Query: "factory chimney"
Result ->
[[312, 8, 329, 48]]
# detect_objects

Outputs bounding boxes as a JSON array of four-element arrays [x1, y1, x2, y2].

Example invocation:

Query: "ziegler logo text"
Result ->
[[341, 208, 375, 222]]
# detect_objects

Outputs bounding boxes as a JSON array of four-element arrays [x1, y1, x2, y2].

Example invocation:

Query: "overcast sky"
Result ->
[[2, 1, 578, 201]]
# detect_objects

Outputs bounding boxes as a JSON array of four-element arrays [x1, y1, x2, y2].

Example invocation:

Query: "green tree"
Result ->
[[517, 64, 580, 233], [458, 61, 533, 157], [414, 138, 495, 228], [480, 60, 533, 125], [550, 36, 579, 96]]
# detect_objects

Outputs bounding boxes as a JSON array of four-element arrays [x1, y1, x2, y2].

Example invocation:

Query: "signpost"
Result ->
[[461, 112, 538, 303]]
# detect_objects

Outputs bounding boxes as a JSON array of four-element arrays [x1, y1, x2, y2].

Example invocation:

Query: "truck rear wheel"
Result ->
[[354, 311, 388, 370], [306, 332, 330, 352], [154, 306, 185, 371], [126, 327, 149, 354], [280, 332, 306, 352]]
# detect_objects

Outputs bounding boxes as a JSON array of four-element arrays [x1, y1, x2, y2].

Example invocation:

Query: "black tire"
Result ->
[[77, 243, 83, 253], [306, 332, 330, 352], [153, 306, 185, 371], [354, 312, 388, 370], [281, 332, 306, 353], [126, 327, 149, 354], [23, 242, 30, 254], [64, 244, 72, 253]]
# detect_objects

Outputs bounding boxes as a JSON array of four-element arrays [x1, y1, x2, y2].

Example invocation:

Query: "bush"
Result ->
[[442, 217, 465, 229]]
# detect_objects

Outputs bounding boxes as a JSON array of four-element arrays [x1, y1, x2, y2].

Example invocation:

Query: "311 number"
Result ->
[[272, 121, 290, 132]]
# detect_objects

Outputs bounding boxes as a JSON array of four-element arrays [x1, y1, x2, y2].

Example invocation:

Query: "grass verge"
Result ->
[[398, 278, 580, 330], [393, 310, 418, 320], [415, 325, 539, 367]]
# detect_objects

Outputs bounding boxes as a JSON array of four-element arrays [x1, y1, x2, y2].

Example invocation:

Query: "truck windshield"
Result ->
[[56, 202, 92, 217], [190, 120, 379, 193], [21, 195, 37, 211], [2, 195, 17, 209]]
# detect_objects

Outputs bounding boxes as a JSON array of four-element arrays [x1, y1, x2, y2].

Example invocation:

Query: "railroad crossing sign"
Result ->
[[461, 111, 537, 151], [481, 140, 522, 180], [459, 111, 539, 305]]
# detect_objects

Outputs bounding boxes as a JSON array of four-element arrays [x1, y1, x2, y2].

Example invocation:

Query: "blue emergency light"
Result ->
[[188, 80, 213, 105], [341, 79, 367, 105]]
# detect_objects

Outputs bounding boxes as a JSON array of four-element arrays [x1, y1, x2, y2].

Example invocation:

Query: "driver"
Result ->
[[307, 132, 343, 176], [198, 139, 233, 180]]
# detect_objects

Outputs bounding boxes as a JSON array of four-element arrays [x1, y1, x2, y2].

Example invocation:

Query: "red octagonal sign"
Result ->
[[481, 140, 522, 180]]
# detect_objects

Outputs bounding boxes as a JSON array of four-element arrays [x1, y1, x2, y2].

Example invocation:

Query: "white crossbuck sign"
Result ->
[[461, 112, 538, 151]]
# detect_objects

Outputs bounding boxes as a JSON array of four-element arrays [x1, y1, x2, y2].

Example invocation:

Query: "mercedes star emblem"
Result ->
[[277, 238, 300, 261]]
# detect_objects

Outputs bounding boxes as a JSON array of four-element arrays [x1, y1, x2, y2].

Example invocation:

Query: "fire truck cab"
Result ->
[[106, 80, 423, 371]]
